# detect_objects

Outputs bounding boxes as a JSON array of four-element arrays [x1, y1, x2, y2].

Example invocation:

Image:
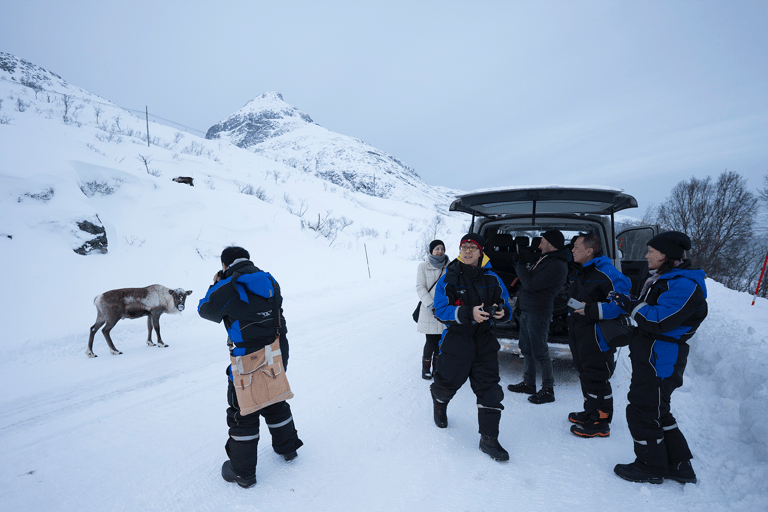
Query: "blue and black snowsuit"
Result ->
[[567, 255, 631, 423], [623, 261, 707, 473], [430, 255, 511, 438], [198, 259, 302, 481]]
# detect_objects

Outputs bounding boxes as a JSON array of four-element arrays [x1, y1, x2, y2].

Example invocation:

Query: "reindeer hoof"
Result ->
[[110, 349, 123, 355], [158, 342, 168, 348], [146, 340, 156, 347], [86, 350, 97, 358]]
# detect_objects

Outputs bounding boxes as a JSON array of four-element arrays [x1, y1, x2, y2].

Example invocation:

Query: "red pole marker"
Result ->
[[752, 249, 768, 306]]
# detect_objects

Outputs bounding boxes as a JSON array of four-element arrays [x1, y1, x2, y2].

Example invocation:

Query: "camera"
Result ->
[[484, 304, 500, 317], [216, 270, 226, 281]]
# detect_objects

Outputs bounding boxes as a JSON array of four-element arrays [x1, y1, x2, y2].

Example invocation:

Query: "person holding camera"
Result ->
[[608, 231, 707, 485], [507, 230, 570, 404], [416, 239, 449, 379], [566, 233, 631, 438], [198, 246, 303, 489], [430, 233, 512, 462]]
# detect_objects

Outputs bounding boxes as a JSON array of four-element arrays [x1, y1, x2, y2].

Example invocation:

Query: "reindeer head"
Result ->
[[169, 288, 193, 311]]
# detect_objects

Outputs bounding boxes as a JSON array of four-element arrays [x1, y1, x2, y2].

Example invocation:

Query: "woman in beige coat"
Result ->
[[416, 239, 449, 379]]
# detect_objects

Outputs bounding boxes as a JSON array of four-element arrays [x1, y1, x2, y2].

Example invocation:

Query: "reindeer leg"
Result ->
[[87, 318, 106, 358], [146, 316, 155, 346], [153, 310, 167, 347], [102, 318, 123, 355]]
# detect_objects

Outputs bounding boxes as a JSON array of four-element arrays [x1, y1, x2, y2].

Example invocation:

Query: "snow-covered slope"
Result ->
[[206, 91, 453, 205], [1, 52, 767, 512]]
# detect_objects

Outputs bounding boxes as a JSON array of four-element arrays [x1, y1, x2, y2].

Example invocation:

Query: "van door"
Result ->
[[616, 226, 660, 297]]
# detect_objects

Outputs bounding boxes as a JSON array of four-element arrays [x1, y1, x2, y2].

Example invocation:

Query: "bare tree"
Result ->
[[61, 94, 74, 121], [94, 105, 103, 124], [15, 98, 28, 112], [657, 170, 759, 287], [759, 173, 768, 207], [137, 154, 153, 174]]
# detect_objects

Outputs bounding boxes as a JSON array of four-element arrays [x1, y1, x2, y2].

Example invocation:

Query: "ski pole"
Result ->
[[752, 248, 768, 306]]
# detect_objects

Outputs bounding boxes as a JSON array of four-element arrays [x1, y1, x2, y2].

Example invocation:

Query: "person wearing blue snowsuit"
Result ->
[[609, 232, 707, 485], [567, 233, 631, 438], [430, 233, 512, 462], [198, 246, 303, 488]]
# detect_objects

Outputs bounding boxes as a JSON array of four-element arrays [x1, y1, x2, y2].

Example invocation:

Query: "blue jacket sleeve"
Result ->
[[591, 265, 631, 321], [630, 277, 700, 335], [197, 277, 234, 323], [433, 274, 470, 325]]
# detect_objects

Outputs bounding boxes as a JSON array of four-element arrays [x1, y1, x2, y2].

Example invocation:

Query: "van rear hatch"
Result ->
[[449, 187, 637, 218]]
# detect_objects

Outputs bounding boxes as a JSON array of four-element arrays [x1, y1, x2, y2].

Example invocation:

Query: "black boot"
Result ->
[[433, 397, 447, 428], [666, 460, 697, 484], [221, 460, 257, 488], [528, 386, 555, 404], [507, 381, 536, 394], [422, 358, 432, 380], [570, 420, 610, 438], [614, 461, 664, 484], [479, 435, 509, 462], [568, 410, 589, 424]]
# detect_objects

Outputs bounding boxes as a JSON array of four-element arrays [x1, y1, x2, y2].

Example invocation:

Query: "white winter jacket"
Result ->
[[416, 258, 448, 335]]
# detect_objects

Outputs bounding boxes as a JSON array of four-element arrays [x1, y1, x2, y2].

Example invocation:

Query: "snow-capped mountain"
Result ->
[[206, 92, 451, 204], [0, 53, 464, 258]]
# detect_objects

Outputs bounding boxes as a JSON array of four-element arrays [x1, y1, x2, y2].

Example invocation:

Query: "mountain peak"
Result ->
[[205, 91, 314, 145]]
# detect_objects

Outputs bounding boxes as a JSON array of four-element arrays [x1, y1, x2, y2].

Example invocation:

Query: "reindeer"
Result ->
[[87, 285, 192, 358]]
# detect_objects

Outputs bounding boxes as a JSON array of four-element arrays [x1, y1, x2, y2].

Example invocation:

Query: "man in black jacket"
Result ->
[[431, 233, 512, 461], [198, 246, 303, 488], [507, 230, 570, 404]]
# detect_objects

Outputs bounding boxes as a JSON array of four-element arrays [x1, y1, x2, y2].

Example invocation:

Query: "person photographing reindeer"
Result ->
[[198, 246, 303, 489]]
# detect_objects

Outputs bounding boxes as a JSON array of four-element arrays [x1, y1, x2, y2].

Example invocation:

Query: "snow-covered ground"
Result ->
[[2, 55, 768, 511]]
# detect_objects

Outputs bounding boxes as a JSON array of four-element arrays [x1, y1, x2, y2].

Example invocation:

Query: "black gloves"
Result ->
[[608, 291, 632, 313]]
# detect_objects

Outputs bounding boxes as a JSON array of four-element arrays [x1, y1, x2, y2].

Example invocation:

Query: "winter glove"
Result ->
[[608, 291, 631, 313]]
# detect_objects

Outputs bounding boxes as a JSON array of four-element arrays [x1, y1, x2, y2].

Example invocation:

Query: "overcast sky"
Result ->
[[2, 0, 767, 216]]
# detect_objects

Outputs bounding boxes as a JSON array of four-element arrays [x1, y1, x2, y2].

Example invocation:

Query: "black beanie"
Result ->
[[542, 230, 565, 250], [647, 231, 691, 260], [429, 239, 445, 253], [460, 233, 485, 254], [221, 246, 250, 267]]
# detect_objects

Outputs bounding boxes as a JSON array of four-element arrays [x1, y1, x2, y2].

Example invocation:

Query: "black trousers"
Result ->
[[431, 330, 504, 437], [225, 371, 303, 479], [423, 334, 441, 359], [626, 336, 692, 473], [569, 323, 616, 422]]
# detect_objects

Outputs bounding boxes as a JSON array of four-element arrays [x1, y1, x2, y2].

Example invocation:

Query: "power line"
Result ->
[[0, 75, 207, 137]]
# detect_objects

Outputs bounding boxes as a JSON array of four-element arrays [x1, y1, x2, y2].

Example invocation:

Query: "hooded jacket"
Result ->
[[433, 254, 511, 336], [515, 248, 570, 316], [197, 260, 285, 356]]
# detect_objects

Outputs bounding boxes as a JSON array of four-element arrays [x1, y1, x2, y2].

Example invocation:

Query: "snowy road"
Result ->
[[0, 267, 764, 512]]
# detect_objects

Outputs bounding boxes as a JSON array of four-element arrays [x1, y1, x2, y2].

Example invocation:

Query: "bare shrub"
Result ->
[[0, 113, 12, 125], [15, 98, 28, 112], [302, 211, 354, 245], [79, 179, 122, 197], [93, 105, 103, 124], [85, 143, 106, 156], [173, 132, 185, 144], [357, 227, 379, 238]]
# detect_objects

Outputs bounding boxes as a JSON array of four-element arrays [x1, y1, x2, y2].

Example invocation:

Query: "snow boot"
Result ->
[[282, 450, 298, 462], [568, 410, 589, 424], [433, 397, 448, 428], [570, 420, 610, 438], [528, 386, 555, 404], [666, 460, 697, 484], [479, 435, 509, 462], [507, 381, 536, 394], [614, 461, 664, 484], [221, 460, 256, 488], [422, 358, 432, 380]]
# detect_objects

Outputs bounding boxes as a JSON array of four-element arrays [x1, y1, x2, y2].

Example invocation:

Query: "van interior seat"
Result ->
[[514, 236, 529, 248]]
